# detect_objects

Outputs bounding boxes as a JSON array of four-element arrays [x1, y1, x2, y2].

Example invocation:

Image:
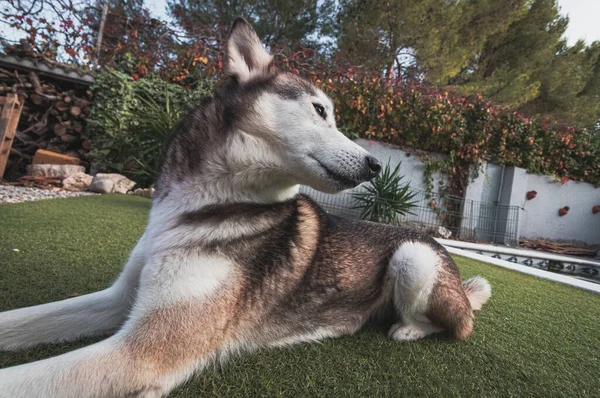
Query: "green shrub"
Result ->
[[353, 162, 417, 224], [86, 70, 213, 187]]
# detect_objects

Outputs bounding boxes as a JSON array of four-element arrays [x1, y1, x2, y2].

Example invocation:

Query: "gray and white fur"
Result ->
[[0, 18, 491, 398]]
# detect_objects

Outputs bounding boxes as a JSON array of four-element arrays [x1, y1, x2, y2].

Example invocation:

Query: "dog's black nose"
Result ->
[[366, 155, 381, 177]]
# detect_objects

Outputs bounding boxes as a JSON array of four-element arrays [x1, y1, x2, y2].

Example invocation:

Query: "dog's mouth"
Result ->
[[308, 154, 364, 188]]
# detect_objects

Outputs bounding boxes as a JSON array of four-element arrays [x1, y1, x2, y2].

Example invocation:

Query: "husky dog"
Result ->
[[0, 18, 491, 398]]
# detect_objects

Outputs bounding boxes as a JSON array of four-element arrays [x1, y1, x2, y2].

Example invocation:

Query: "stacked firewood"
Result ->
[[520, 239, 599, 258], [0, 67, 93, 180]]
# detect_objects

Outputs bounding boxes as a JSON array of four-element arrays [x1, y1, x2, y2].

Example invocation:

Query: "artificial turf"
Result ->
[[0, 194, 599, 397]]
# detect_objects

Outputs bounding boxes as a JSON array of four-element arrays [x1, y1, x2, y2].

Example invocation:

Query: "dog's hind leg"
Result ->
[[388, 241, 485, 341], [0, 233, 149, 351]]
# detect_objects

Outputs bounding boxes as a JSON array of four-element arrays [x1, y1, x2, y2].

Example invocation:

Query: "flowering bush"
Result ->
[[86, 47, 599, 194], [310, 63, 600, 195]]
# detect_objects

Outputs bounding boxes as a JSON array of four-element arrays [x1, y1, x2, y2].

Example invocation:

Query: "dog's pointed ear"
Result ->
[[225, 17, 273, 83]]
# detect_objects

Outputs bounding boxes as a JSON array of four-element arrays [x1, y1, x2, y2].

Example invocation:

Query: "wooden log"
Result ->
[[53, 123, 67, 136], [64, 150, 80, 158], [61, 134, 79, 144], [32, 149, 80, 165], [69, 106, 81, 117], [74, 98, 91, 109], [28, 72, 42, 94], [30, 93, 44, 105], [55, 101, 69, 112], [46, 145, 62, 153]]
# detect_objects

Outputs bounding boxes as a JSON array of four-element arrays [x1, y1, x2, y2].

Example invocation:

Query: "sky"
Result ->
[[2, 0, 600, 49], [558, 0, 600, 45], [147, 0, 169, 22]]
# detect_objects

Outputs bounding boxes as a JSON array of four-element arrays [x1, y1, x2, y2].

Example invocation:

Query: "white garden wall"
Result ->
[[518, 174, 600, 244], [354, 139, 446, 192], [302, 139, 600, 246]]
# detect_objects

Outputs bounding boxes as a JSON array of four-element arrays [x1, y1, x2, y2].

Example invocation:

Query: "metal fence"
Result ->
[[299, 185, 520, 246]]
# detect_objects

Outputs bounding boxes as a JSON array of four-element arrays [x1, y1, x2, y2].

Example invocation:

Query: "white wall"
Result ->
[[465, 164, 600, 245], [303, 139, 600, 246], [355, 139, 446, 193], [519, 174, 600, 244]]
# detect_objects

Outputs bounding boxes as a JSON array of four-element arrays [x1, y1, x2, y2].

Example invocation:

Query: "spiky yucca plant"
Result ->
[[352, 162, 417, 224]]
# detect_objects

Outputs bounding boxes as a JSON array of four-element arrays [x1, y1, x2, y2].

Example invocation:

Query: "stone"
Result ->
[[32, 149, 80, 165], [62, 172, 93, 192], [437, 226, 452, 239], [133, 188, 155, 198], [28, 164, 85, 178], [94, 173, 136, 194], [89, 177, 114, 194]]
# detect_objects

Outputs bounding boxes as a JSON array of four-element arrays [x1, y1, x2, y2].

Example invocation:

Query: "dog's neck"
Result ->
[[148, 179, 299, 243], [150, 136, 300, 231]]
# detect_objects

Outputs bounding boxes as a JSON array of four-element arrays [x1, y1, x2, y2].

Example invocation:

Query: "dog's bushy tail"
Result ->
[[462, 276, 491, 311]]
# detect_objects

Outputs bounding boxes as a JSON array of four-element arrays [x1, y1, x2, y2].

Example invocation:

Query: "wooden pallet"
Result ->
[[0, 94, 24, 178]]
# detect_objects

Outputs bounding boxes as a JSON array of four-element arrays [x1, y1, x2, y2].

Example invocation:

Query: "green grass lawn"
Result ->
[[1, 195, 599, 397]]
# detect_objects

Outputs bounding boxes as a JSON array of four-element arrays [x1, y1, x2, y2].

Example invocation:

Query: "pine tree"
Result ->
[[451, 0, 565, 106], [523, 40, 600, 126], [167, 0, 329, 48], [335, 0, 528, 83]]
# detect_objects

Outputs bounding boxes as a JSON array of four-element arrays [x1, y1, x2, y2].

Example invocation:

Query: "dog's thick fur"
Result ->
[[0, 18, 491, 397]]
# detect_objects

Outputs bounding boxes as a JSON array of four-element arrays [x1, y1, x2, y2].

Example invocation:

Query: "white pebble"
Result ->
[[0, 185, 98, 204]]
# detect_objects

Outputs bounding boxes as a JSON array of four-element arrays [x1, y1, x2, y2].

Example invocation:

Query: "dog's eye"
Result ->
[[312, 103, 326, 119]]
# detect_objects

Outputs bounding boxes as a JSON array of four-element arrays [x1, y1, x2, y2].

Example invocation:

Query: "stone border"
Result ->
[[443, 245, 600, 294], [437, 238, 600, 266]]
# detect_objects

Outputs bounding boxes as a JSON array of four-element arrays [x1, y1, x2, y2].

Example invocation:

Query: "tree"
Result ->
[[523, 40, 600, 126], [0, 0, 96, 66], [335, 0, 528, 83], [167, 0, 332, 49], [336, 0, 451, 79], [82, 0, 176, 73], [454, 0, 568, 108]]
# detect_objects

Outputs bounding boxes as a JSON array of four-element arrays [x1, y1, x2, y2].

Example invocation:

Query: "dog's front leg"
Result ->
[[0, 233, 149, 351], [0, 317, 223, 398], [0, 249, 242, 398]]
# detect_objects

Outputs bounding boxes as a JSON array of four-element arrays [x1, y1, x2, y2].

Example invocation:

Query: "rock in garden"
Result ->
[[28, 164, 85, 178], [437, 226, 452, 239], [133, 188, 155, 198], [89, 177, 115, 194], [94, 173, 136, 194], [62, 172, 93, 192]]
